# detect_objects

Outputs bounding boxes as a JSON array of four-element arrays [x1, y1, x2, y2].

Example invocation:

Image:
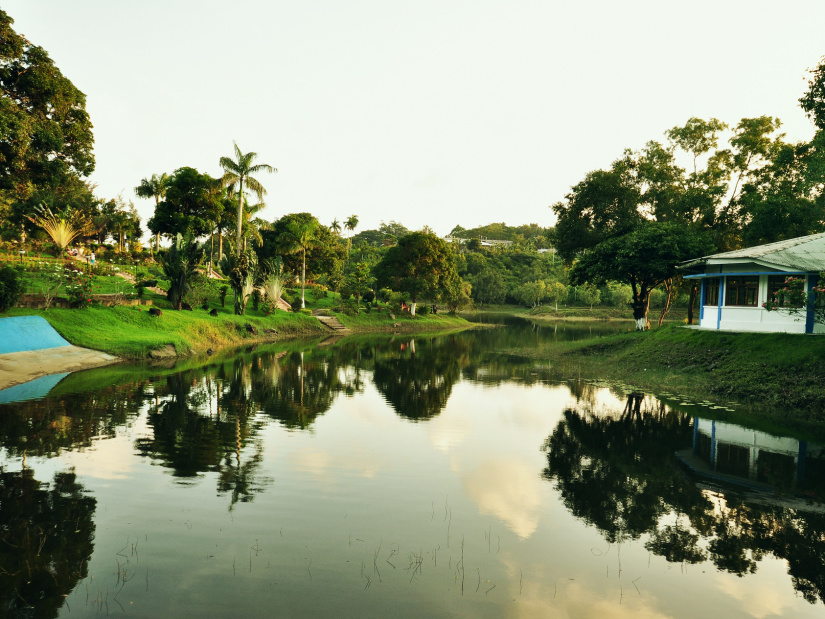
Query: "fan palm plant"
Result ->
[[219, 143, 276, 255], [27, 206, 94, 255]]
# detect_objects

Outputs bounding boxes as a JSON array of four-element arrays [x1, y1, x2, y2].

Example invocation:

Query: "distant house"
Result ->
[[681, 233, 825, 334]]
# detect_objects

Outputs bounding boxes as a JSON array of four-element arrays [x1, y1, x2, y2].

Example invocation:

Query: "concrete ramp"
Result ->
[[0, 316, 119, 398], [0, 316, 70, 353]]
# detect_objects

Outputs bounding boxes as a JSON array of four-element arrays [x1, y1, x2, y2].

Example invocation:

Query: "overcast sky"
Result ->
[[5, 1, 825, 238]]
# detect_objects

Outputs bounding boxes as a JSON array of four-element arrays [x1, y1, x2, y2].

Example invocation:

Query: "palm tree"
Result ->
[[344, 214, 359, 256], [330, 218, 342, 235], [135, 173, 169, 252], [219, 143, 275, 255], [344, 214, 359, 238], [281, 219, 319, 309]]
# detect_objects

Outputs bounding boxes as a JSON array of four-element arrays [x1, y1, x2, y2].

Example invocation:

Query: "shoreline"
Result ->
[[0, 345, 120, 392]]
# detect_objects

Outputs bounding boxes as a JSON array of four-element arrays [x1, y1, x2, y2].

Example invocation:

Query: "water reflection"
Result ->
[[543, 393, 825, 605], [0, 320, 824, 615], [0, 468, 96, 617]]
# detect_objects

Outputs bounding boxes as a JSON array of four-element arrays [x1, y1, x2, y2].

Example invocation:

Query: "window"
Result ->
[[704, 278, 720, 305], [767, 274, 789, 302], [725, 276, 758, 306]]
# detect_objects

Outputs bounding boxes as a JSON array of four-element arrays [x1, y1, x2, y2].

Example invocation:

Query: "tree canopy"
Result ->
[[147, 167, 221, 239], [373, 231, 458, 315], [569, 222, 713, 329]]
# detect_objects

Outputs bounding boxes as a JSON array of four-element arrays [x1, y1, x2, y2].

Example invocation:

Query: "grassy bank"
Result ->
[[7, 304, 474, 359], [497, 323, 825, 430], [8, 306, 324, 358]]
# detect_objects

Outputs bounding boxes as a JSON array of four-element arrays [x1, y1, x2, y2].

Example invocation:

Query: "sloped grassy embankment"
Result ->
[[7, 306, 472, 359], [498, 323, 825, 430]]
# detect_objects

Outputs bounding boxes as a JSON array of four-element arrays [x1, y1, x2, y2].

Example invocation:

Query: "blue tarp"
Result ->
[[0, 316, 70, 353]]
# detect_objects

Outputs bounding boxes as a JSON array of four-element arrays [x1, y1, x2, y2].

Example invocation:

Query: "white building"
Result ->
[[682, 232, 825, 333]]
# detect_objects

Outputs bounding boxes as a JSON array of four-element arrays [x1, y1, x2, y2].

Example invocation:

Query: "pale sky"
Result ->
[[5, 1, 825, 237]]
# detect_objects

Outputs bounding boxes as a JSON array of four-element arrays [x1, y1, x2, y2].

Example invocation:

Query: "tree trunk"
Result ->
[[301, 250, 306, 309], [410, 301, 417, 317], [657, 279, 674, 327], [631, 294, 649, 331], [236, 179, 244, 254]]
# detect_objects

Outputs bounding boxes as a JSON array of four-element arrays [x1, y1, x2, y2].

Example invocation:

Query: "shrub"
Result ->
[[63, 262, 93, 308], [0, 265, 24, 312]]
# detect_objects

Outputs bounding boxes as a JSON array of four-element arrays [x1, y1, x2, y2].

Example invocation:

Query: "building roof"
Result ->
[[683, 232, 825, 272]]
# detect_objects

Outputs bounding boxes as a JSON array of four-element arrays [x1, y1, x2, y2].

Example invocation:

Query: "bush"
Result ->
[[362, 289, 375, 303], [63, 262, 93, 308], [0, 265, 24, 312]]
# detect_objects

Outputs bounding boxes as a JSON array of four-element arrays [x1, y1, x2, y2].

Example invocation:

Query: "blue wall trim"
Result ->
[[806, 274, 818, 334]]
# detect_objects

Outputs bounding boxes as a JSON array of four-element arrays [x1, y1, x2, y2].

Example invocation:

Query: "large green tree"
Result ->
[[569, 222, 713, 330], [0, 9, 95, 238], [373, 231, 458, 316], [0, 10, 94, 194], [147, 167, 221, 239], [219, 142, 275, 254]]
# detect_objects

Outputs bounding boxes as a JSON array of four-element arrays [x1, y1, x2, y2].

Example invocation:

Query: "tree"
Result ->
[[330, 218, 341, 235], [373, 231, 458, 316], [570, 222, 713, 330], [0, 10, 94, 207], [515, 280, 546, 307], [258, 213, 344, 292], [220, 249, 257, 315], [135, 172, 169, 252], [341, 261, 373, 310], [345, 214, 359, 237], [799, 57, 825, 131], [219, 142, 275, 254], [279, 218, 320, 309], [472, 268, 507, 306], [441, 274, 472, 313], [551, 158, 642, 262], [545, 280, 568, 310], [159, 233, 205, 310], [147, 167, 221, 239]]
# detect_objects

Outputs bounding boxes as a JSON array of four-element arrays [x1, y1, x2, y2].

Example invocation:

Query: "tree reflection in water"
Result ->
[[543, 393, 825, 605], [372, 335, 469, 420], [0, 468, 96, 618]]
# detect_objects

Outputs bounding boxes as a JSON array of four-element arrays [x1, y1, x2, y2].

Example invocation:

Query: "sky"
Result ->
[[5, 1, 825, 238]]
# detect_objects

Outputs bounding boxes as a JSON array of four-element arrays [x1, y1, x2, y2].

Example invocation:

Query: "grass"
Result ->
[[498, 322, 825, 431], [7, 305, 325, 358]]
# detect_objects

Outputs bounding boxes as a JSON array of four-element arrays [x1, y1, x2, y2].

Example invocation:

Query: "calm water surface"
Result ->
[[1, 317, 824, 618]]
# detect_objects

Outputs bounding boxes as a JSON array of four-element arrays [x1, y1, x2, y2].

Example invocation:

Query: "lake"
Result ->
[[1, 316, 824, 618]]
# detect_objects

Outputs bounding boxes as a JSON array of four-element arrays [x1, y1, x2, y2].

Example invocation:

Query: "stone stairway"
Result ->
[[313, 311, 351, 333]]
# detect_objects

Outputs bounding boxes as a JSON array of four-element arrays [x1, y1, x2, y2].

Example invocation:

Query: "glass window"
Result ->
[[767, 274, 789, 302], [704, 278, 720, 305], [725, 276, 758, 306]]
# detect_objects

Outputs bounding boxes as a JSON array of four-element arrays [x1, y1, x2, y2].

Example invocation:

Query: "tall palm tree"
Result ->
[[135, 173, 169, 252], [219, 143, 276, 255], [281, 219, 319, 309], [344, 214, 359, 238], [344, 214, 359, 256], [330, 218, 342, 235]]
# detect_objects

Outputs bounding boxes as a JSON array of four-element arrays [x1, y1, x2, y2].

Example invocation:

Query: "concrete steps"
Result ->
[[313, 311, 351, 333]]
